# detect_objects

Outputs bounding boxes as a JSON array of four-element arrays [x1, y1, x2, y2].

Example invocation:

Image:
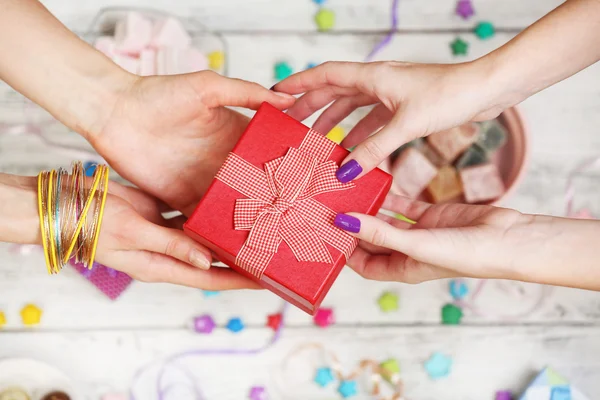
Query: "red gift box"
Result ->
[[184, 103, 392, 314]]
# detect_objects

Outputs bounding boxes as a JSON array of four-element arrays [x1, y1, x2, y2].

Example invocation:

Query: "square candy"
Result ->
[[150, 17, 192, 49], [427, 166, 463, 203], [114, 12, 152, 55], [427, 123, 480, 162], [156, 48, 207, 75], [94, 36, 116, 58], [478, 120, 507, 152], [113, 54, 139, 74], [391, 147, 438, 198], [138, 49, 156, 76], [460, 163, 506, 203], [419, 142, 447, 168], [455, 145, 488, 169]]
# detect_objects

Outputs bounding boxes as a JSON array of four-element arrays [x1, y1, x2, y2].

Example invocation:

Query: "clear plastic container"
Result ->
[[85, 7, 229, 76]]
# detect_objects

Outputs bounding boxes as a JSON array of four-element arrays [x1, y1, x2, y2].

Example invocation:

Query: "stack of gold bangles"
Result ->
[[37, 161, 110, 274]]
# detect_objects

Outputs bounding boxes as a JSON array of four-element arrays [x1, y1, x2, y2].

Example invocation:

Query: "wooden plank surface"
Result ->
[[40, 0, 564, 32], [1, 326, 598, 400], [1, 1, 600, 399]]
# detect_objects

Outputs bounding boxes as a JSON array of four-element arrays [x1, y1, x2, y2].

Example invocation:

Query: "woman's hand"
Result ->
[[88, 71, 295, 215], [273, 61, 510, 182], [333, 194, 600, 291], [0, 174, 257, 290]]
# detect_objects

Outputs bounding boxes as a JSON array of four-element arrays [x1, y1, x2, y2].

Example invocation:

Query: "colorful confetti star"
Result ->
[[193, 315, 216, 334], [450, 37, 469, 56], [441, 303, 463, 325], [449, 279, 469, 300], [424, 352, 452, 379], [495, 390, 513, 400], [21, 304, 42, 326], [83, 161, 97, 177], [315, 8, 336, 32], [249, 386, 268, 400], [338, 380, 358, 398], [380, 358, 400, 382], [313, 308, 335, 328], [377, 291, 399, 312], [274, 61, 293, 81], [208, 51, 225, 70], [203, 290, 220, 298], [456, 0, 475, 19], [314, 367, 335, 387], [326, 126, 346, 144], [551, 386, 571, 400], [474, 21, 495, 39], [226, 317, 245, 333], [266, 313, 282, 331], [0, 311, 6, 328]]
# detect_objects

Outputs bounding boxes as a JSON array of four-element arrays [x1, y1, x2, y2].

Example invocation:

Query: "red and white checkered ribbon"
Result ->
[[216, 129, 359, 278]]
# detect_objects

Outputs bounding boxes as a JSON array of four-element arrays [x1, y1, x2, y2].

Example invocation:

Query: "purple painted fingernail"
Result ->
[[336, 160, 363, 183], [334, 213, 361, 233]]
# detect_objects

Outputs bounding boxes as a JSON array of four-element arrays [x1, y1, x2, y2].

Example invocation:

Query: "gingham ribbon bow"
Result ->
[[216, 129, 359, 278]]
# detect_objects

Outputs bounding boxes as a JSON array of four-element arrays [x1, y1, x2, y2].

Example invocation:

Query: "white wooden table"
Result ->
[[1, 1, 600, 399]]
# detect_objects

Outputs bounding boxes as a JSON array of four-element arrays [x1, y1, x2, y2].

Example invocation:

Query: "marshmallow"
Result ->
[[150, 17, 192, 49], [114, 12, 152, 55], [113, 54, 140, 74], [94, 36, 116, 58], [138, 49, 156, 76]]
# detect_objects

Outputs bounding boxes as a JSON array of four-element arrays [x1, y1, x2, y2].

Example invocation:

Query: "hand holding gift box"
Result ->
[[185, 103, 392, 314]]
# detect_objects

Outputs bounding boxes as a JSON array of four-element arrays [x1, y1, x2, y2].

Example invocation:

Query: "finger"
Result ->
[[110, 251, 259, 290], [285, 86, 358, 122], [338, 212, 492, 276], [341, 104, 393, 149], [336, 112, 407, 182], [274, 61, 377, 95], [381, 194, 432, 221], [195, 72, 295, 110], [139, 224, 213, 270], [312, 94, 376, 135], [348, 247, 458, 283]]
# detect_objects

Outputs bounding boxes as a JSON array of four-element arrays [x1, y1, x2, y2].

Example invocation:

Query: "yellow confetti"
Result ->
[[207, 51, 225, 70], [326, 126, 345, 144], [21, 304, 42, 326]]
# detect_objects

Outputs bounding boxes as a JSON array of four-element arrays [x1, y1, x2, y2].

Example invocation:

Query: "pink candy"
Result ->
[[391, 147, 438, 198], [97, 12, 209, 76], [460, 163, 506, 203], [114, 12, 152, 55], [150, 17, 192, 49]]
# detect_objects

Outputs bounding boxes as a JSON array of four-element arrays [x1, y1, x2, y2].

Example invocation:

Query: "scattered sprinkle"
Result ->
[[315, 9, 336, 32], [226, 317, 245, 333], [441, 303, 463, 325], [314, 367, 336, 387], [424, 352, 452, 379], [377, 291, 399, 312]]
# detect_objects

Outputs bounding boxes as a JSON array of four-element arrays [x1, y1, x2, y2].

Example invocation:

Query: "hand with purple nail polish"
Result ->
[[332, 194, 600, 291]]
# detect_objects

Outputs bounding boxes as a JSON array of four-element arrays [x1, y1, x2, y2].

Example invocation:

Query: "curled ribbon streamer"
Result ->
[[276, 343, 405, 400], [216, 129, 359, 278]]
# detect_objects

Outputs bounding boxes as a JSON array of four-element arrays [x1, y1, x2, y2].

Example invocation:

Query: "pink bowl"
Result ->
[[383, 107, 529, 205], [490, 107, 529, 205]]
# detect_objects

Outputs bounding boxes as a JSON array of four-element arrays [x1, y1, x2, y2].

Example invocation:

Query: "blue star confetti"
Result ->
[[314, 367, 335, 387]]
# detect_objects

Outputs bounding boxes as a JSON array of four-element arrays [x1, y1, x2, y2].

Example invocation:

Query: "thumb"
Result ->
[[197, 72, 295, 110], [335, 112, 409, 182]]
